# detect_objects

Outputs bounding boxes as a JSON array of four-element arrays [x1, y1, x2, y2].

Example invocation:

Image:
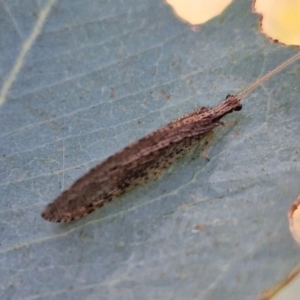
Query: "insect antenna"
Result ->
[[236, 51, 300, 100]]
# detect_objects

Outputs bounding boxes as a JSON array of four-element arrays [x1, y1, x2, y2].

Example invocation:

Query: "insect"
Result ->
[[42, 52, 300, 222]]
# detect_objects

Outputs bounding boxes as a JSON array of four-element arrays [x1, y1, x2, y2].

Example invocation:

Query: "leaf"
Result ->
[[0, 0, 300, 299]]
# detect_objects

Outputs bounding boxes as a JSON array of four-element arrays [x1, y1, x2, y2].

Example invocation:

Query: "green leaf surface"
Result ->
[[1, 0, 300, 299]]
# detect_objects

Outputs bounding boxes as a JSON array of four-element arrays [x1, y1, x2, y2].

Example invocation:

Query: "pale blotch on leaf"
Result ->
[[165, 0, 232, 26], [254, 0, 300, 45], [288, 194, 300, 245], [259, 263, 300, 299]]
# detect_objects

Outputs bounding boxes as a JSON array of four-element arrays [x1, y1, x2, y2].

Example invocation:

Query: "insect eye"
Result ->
[[234, 104, 242, 111]]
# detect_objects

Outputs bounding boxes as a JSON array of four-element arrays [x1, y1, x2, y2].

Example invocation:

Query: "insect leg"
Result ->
[[200, 131, 214, 161]]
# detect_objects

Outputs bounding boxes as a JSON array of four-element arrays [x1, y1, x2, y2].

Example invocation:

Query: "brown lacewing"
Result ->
[[42, 52, 300, 222]]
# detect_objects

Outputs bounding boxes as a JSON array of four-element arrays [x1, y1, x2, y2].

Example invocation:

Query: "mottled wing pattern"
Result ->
[[41, 96, 241, 222]]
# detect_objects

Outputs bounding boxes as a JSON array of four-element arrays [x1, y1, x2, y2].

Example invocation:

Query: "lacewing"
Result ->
[[42, 52, 300, 222]]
